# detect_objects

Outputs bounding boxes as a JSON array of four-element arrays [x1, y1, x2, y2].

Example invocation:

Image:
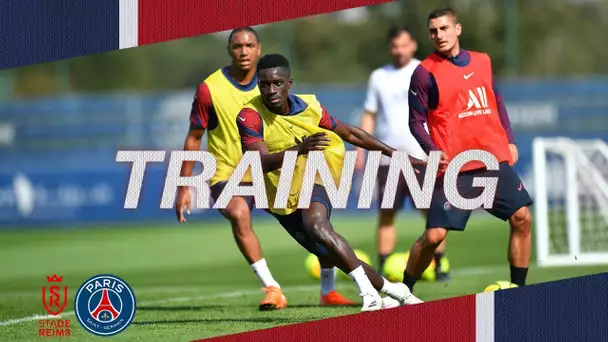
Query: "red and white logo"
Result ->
[[39, 275, 71, 337]]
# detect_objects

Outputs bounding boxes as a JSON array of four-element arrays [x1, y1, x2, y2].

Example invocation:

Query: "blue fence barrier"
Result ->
[[1, 79, 607, 227]]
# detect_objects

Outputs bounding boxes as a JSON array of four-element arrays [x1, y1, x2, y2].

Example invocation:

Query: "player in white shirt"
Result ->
[[355, 25, 450, 282]]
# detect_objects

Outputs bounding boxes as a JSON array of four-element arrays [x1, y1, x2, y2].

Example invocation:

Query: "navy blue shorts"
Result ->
[[377, 164, 426, 210], [426, 162, 533, 231], [269, 184, 333, 257], [210, 181, 255, 210]]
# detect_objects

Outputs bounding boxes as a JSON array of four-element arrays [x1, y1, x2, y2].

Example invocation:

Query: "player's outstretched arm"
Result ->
[[333, 121, 426, 166], [334, 121, 393, 156]]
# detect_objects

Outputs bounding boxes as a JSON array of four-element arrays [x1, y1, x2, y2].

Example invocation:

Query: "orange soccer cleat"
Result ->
[[320, 290, 358, 306], [259, 286, 288, 311]]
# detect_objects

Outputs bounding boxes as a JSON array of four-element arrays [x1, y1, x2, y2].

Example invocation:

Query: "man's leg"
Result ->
[[415, 209, 449, 280], [402, 173, 475, 292], [508, 206, 532, 286], [409, 163, 451, 281], [211, 182, 285, 311], [270, 209, 356, 306], [485, 163, 533, 287], [301, 186, 421, 309]]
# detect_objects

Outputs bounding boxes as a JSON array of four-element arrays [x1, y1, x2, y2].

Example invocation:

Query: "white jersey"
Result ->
[[363, 59, 428, 164]]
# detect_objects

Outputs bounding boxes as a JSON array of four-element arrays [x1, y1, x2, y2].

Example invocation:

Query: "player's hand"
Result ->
[[175, 187, 191, 223], [295, 133, 331, 154], [509, 144, 519, 165]]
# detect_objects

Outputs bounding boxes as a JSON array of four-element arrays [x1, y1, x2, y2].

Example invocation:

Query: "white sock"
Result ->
[[380, 277, 408, 298], [250, 259, 280, 288], [320, 268, 336, 296], [347, 265, 377, 295]]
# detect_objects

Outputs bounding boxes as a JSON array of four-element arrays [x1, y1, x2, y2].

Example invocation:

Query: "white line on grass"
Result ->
[[0, 286, 217, 298], [0, 264, 509, 327], [0, 284, 319, 327], [0, 265, 507, 299]]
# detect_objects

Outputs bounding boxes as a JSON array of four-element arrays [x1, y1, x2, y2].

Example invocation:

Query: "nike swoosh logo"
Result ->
[[238, 116, 246, 121], [464, 72, 474, 79], [410, 90, 417, 96]]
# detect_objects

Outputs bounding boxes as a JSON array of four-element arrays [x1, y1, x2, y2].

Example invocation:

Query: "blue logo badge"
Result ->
[[74, 274, 136, 336]]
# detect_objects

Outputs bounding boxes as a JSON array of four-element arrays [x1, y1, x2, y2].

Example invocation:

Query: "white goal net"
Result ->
[[533, 137, 608, 267]]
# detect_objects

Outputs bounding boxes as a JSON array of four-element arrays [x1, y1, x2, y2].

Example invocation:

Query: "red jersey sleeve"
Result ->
[[318, 106, 339, 131], [236, 108, 264, 147], [189, 82, 218, 130]]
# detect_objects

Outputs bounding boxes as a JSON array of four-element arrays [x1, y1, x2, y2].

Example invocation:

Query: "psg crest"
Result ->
[[74, 274, 136, 336]]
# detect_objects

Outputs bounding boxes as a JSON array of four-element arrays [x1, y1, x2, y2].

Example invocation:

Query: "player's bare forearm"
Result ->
[[180, 125, 204, 180], [335, 122, 394, 157], [244, 141, 300, 173]]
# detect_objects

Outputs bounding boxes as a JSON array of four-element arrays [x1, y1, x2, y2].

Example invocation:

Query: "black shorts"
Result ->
[[426, 162, 533, 231], [210, 181, 255, 211], [377, 164, 426, 210], [268, 184, 333, 257]]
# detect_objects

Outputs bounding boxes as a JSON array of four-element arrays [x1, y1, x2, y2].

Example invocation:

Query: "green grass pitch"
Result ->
[[0, 213, 606, 341]]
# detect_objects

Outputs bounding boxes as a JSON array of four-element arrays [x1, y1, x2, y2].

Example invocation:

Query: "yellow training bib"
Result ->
[[204, 68, 260, 186], [243, 94, 346, 215]]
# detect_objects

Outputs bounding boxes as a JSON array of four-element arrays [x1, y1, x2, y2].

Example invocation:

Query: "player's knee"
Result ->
[[510, 206, 532, 234], [423, 228, 448, 247], [222, 202, 250, 225]]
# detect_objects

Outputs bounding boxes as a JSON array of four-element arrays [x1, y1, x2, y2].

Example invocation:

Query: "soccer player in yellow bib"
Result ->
[[176, 28, 354, 311], [236, 54, 425, 311]]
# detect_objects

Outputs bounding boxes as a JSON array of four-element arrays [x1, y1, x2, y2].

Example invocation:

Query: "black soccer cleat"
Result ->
[[435, 271, 451, 282]]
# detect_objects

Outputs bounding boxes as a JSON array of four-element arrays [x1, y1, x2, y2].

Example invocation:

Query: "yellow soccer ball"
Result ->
[[305, 249, 372, 280], [383, 252, 444, 282], [338, 249, 372, 279], [305, 253, 321, 280], [483, 281, 518, 292]]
